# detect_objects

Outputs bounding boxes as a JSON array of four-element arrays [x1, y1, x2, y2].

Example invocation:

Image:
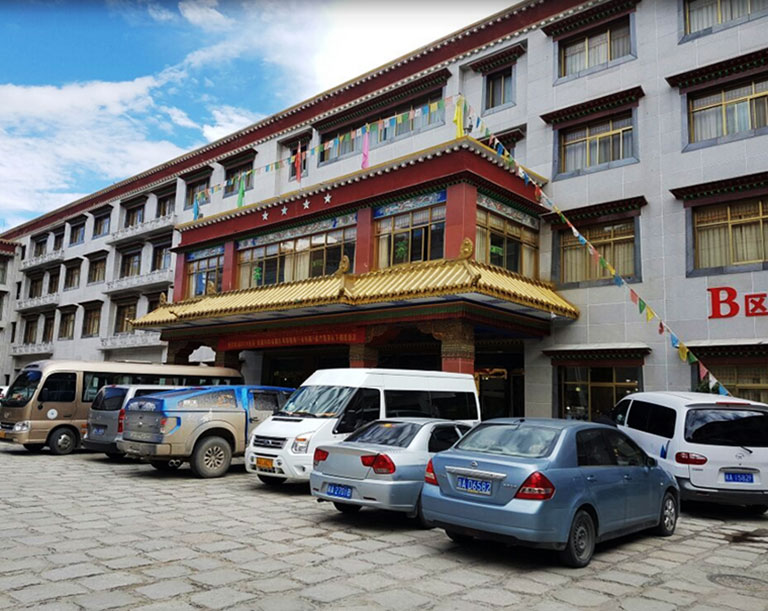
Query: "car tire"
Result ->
[[445, 529, 473, 545], [653, 491, 678, 536], [333, 502, 361, 514], [560, 509, 596, 568], [190, 436, 232, 479], [257, 475, 286, 486], [150, 459, 182, 471], [23, 444, 44, 452], [746, 504, 768, 515], [105, 452, 125, 460], [48, 428, 77, 456]]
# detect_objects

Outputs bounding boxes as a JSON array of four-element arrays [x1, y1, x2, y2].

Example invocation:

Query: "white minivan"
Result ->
[[245, 368, 481, 485], [612, 391, 768, 513]]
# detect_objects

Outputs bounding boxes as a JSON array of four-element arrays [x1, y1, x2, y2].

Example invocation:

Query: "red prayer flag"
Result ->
[[294, 141, 302, 185], [698, 362, 708, 381], [629, 290, 638, 305], [658, 321, 664, 334]]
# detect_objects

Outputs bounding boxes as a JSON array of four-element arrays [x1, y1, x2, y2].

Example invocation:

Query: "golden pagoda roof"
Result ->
[[134, 255, 578, 329]]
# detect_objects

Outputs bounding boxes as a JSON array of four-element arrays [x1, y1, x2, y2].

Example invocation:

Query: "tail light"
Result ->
[[313, 448, 329, 467], [117, 408, 125, 434], [515, 472, 555, 500], [360, 454, 396, 474], [360, 455, 376, 467], [676, 452, 708, 465], [424, 459, 438, 485]]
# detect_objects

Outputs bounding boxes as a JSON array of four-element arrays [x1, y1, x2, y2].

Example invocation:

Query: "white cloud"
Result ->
[[178, 0, 234, 31], [162, 105, 200, 129], [201, 105, 265, 142], [146, 2, 175, 22]]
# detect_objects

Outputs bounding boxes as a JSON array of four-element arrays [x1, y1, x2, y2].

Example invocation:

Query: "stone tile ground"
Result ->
[[1, 445, 767, 610]]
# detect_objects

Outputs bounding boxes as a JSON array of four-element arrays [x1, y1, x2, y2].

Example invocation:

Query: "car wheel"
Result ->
[[23, 444, 44, 452], [150, 459, 182, 471], [333, 502, 361, 514], [48, 428, 77, 456], [190, 436, 232, 479], [746, 504, 768, 515], [257, 474, 286, 486], [105, 452, 125, 460], [445, 529, 473, 545], [653, 491, 678, 536], [560, 510, 596, 568]]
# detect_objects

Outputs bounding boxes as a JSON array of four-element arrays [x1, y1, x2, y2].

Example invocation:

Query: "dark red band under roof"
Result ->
[[468, 42, 526, 74], [541, 0, 641, 39], [542, 196, 647, 226], [669, 171, 768, 206], [543, 346, 651, 362], [540, 86, 644, 127], [666, 47, 768, 93], [0, 240, 16, 255]]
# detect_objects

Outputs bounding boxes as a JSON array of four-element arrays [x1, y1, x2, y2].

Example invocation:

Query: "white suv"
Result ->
[[611, 391, 768, 514]]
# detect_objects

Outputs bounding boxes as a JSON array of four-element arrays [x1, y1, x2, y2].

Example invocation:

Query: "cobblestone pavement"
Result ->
[[2, 445, 768, 611]]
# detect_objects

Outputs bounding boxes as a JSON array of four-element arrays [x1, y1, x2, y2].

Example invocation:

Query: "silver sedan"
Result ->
[[310, 418, 470, 520]]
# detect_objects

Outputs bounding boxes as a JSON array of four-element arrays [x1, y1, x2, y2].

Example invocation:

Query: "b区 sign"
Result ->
[[218, 327, 366, 351], [708, 287, 768, 319]]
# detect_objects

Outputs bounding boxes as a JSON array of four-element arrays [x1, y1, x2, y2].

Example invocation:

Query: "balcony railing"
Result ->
[[20, 250, 64, 271], [11, 342, 54, 356], [16, 293, 60, 311], [104, 268, 174, 294], [100, 330, 164, 350], [106, 214, 177, 244]]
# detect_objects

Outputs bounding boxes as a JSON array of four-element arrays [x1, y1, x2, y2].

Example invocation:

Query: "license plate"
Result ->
[[725, 472, 754, 483], [456, 476, 492, 495], [92, 426, 105, 437], [327, 483, 352, 499], [256, 457, 274, 470]]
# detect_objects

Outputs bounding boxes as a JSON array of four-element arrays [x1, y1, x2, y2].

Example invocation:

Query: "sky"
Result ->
[[0, 0, 514, 233]]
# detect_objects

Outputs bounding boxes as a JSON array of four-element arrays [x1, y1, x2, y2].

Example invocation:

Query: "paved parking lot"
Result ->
[[1, 445, 768, 611]]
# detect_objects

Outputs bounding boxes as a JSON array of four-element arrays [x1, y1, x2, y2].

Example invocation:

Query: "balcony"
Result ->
[[106, 214, 177, 245], [100, 330, 164, 351], [104, 268, 174, 295], [16, 293, 60, 312], [11, 342, 54, 357], [20, 250, 64, 272]]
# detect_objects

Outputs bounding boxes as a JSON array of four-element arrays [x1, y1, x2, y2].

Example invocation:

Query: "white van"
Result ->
[[612, 391, 768, 513], [245, 368, 481, 485]]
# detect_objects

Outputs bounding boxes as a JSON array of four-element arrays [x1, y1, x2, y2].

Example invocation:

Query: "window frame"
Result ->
[[156, 192, 175, 218], [223, 162, 254, 197], [558, 112, 635, 175], [558, 365, 643, 421], [69, 223, 85, 246], [475, 208, 539, 278], [124, 205, 145, 229], [63, 264, 81, 291], [681, 0, 768, 41], [375, 204, 446, 269], [186, 254, 224, 298], [288, 142, 309, 182], [87, 258, 107, 285], [58, 310, 76, 340], [119, 250, 142, 279], [483, 65, 516, 114], [184, 178, 211, 210], [22, 317, 38, 345], [114, 302, 137, 335], [93, 214, 110, 238], [42, 315, 55, 343], [27, 276, 43, 299], [82, 306, 101, 338], [151, 243, 172, 272]]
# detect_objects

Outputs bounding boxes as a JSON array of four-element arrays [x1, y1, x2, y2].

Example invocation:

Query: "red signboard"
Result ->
[[217, 328, 366, 351], [708, 287, 768, 318]]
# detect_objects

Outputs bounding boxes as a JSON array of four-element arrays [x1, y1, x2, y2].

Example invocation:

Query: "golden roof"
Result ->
[[134, 256, 578, 329]]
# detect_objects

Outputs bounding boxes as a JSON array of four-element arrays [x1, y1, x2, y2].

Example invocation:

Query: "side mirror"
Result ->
[[646, 456, 657, 468]]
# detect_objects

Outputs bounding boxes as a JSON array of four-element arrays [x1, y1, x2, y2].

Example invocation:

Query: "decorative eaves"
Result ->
[[540, 86, 644, 126], [541, 0, 640, 39], [542, 196, 647, 224], [666, 47, 768, 92], [669, 171, 768, 202], [468, 42, 527, 74]]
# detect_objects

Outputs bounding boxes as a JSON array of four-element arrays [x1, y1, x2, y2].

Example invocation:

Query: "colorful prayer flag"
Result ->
[[361, 125, 370, 170], [613, 273, 623, 287], [453, 95, 465, 139], [294, 141, 302, 186], [638, 299, 646, 313], [236, 174, 246, 208], [658, 321, 664, 334], [678, 343, 689, 362], [699, 362, 708, 380], [630, 290, 639, 305], [645, 307, 655, 322], [193, 192, 200, 220], [670, 334, 679, 348]]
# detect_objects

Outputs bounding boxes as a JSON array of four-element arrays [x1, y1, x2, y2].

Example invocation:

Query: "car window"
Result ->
[[346, 421, 422, 447], [41, 373, 77, 403], [626, 400, 649, 432], [384, 390, 432, 418], [576, 429, 616, 466], [626, 400, 676, 439], [335, 388, 381, 434], [456, 423, 560, 458], [179, 390, 237, 410], [91, 387, 128, 411], [429, 391, 477, 420], [603, 429, 646, 466], [251, 391, 278, 413], [611, 399, 631, 425], [685, 408, 768, 447], [428, 425, 461, 452]]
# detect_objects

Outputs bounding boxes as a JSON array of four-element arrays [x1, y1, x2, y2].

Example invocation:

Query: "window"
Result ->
[[224, 163, 252, 196], [685, 407, 768, 447], [560, 18, 631, 77], [146, 292, 166, 313], [22, 318, 37, 344], [560, 366, 641, 421], [706, 365, 768, 403], [561, 221, 635, 283], [48, 269, 60, 294], [689, 78, 768, 143], [87, 258, 106, 284], [93, 215, 110, 237], [63, 264, 81, 291], [288, 143, 308, 181], [376, 205, 445, 268], [185, 178, 210, 209], [238, 228, 356, 288], [10, 322, 16, 343], [428, 425, 462, 452], [124, 205, 145, 228], [248, 391, 279, 420], [693, 199, 768, 269], [610, 398, 631, 425], [28, 276, 43, 299], [576, 429, 615, 466], [53, 232, 64, 251], [320, 92, 444, 163], [0, 260, 6, 284], [58, 310, 75, 339], [82, 307, 101, 338], [186, 254, 223, 298], [685, 0, 768, 34], [69, 223, 85, 245], [335, 388, 382, 434], [152, 244, 172, 271], [476, 209, 538, 277], [40, 372, 77, 403], [485, 66, 514, 110], [157, 193, 174, 217], [33, 239, 46, 257], [383, 390, 477, 420], [626, 400, 677, 439], [114, 302, 137, 334], [560, 113, 633, 173], [456, 423, 560, 458], [42, 315, 54, 343], [346, 421, 422, 447], [603, 429, 646, 466], [120, 251, 142, 278], [428, 392, 478, 420]]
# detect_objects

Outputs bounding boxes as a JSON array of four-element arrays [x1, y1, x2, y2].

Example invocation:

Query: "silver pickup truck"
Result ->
[[118, 385, 294, 478]]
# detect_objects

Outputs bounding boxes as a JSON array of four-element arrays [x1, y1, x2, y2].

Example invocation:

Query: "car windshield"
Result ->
[[346, 421, 422, 447], [685, 408, 768, 447], [456, 423, 561, 458], [277, 385, 356, 418], [91, 387, 129, 411], [2, 370, 43, 407]]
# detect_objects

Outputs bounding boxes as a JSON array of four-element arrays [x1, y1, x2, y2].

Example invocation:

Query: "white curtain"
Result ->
[[563, 42, 584, 76], [610, 25, 631, 59], [588, 33, 609, 68], [475, 228, 488, 264], [732, 222, 763, 263], [561, 244, 583, 282], [692, 107, 723, 141], [563, 141, 586, 172], [726, 100, 751, 134], [688, 0, 718, 32], [522, 244, 537, 278], [696, 225, 729, 268], [613, 241, 635, 276], [378, 236, 390, 269], [722, 0, 749, 20]]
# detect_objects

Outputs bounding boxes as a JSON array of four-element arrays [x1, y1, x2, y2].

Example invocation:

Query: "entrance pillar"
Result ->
[[165, 340, 198, 365], [349, 343, 378, 368], [214, 349, 242, 370], [419, 320, 475, 374]]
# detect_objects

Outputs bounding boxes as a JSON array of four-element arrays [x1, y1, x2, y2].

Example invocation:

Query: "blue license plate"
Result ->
[[327, 483, 352, 499], [724, 472, 754, 483], [456, 476, 492, 495], [92, 426, 105, 437]]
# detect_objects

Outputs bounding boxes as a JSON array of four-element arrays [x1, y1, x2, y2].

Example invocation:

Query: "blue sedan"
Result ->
[[421, 418, 679, 567]]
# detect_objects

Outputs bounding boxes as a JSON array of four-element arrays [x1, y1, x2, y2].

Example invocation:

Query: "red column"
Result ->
[[441, 356, 475, 374], [173, 253, 187, 302], [221, 241, 237, 292], [444, 183, 477, 259], [354, 207, 374, 274]]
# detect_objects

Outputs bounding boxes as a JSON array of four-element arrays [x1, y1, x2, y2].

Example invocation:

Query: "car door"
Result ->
[[576, 428, 626, 535], [38, 372, 78, 420], [247, 390, 279, 433], [603, 429, 656, 525]]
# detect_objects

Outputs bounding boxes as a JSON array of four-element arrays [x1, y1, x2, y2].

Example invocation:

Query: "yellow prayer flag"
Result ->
[[430, 102, 438, 113], [645, 307, 655, 322], [452, 95, 465, 139], [678, 343, 689, 362], [605, 263, 616, 276]]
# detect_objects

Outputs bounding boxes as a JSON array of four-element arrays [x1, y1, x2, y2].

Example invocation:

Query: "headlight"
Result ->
[[13, 421, 30, 433], [291, 433, 313, 454]]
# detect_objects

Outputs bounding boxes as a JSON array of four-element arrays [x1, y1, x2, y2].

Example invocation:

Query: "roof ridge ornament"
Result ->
[[335, 254, 351, 275], [459, 237, 474, 259]]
